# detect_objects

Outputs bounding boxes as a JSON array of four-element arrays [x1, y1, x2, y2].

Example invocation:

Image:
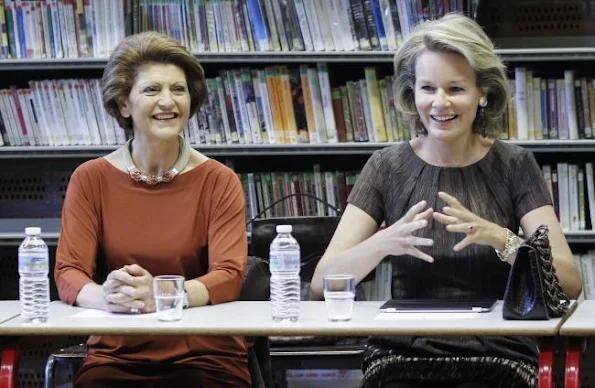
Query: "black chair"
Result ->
[[44, 256, 272, 388], [249, 216, 370, 385]]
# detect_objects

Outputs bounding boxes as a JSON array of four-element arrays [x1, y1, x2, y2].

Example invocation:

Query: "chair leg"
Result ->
[[0, 347, 20, 388], [564, 337, 583, 388], [248, 348, 266, 388], [538, 337, 554, 388], [44, 356, 56, 388]]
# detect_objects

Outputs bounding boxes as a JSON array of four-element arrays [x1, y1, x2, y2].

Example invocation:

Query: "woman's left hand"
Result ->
[[433, 191, 506, 252], [116, 264, 156, 313]]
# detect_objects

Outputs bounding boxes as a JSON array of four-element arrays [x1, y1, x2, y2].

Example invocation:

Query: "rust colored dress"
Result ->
[[55, 157, 250, 387]]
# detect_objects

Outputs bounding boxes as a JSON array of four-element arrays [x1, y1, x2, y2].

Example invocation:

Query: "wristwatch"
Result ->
[[183, 290, 189, 309], [495, 228, 523, 262]]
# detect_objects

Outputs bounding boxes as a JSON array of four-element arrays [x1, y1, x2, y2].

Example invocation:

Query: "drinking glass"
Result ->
[[323, 274, 356, 322], [153, 275, 185, 322]]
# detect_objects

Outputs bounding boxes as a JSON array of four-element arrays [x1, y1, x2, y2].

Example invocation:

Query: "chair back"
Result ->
[[241, 256, 272, 388], [249, 216, 340, 283], [240, 256, 271, 301]]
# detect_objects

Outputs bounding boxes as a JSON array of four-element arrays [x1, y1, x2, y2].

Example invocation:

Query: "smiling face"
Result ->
[[118, 63, 190, 140], [414, 50, 485, 141]]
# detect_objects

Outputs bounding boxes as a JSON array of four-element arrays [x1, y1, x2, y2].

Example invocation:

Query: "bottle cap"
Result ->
[[25, 227, 41, 236], [276, 225, 292, 233]]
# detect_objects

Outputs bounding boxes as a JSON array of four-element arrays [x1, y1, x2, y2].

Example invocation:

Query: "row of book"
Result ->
[[4, 65, 595, 147], [239, 167, 361, 223], [138, 0, 477, 53], [508, 68, 595, 141], [0, 79, 126, 147], [0, 64, 410, 147], [235, 161, 595, 234], [577, 252, 595, 302], [0, 0, 480, 59], [197, 64, 408, 145], [544, 163, 595, 233], [0, 0, 127, 60]]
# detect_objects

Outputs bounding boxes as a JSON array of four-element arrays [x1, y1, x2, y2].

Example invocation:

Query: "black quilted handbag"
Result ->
[[503, 225, 570, 320]]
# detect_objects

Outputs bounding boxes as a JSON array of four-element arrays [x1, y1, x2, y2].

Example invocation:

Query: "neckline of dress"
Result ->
[[405, 139, 498, 169]]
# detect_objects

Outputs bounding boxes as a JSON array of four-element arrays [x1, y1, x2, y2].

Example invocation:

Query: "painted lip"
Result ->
[[430, 114, 458, 128], [430, 114, 457, 121], [152, 112, 179, 120]]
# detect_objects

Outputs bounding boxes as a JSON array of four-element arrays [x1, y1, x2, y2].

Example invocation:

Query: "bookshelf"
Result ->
[[0, 1, 594, 387], [0, 2, 595, 241]]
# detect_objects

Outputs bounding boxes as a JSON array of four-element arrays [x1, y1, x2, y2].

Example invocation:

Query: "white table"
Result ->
[[558, 300, 595, 388], [560, 300, 595, 336], [0, 300, 576, 388], [0, 301, 19, 325], [0, 300, 572, 336]]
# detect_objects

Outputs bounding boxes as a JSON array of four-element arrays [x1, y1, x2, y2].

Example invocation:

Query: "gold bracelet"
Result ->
[[495, 228, 523, 262]]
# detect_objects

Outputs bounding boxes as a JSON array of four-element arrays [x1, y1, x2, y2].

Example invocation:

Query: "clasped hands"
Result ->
[[373, 191, 505, 263], [102, 264, 156, 314]]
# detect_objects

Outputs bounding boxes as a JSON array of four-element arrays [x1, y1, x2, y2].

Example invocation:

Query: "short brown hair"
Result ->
[[102, 31, 207, 131], [393, 13, 509, 138]]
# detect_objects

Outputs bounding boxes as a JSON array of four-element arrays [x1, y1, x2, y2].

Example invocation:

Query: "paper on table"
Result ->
[[375, 312, 480, 320], [73, 309, 161, 319]]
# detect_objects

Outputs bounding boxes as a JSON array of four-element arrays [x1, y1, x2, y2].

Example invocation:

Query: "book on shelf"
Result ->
[[235, 160, 595, 234], [3, 63, 595, 147], [0, 0, 480, 60], [540, 162, 595, 233], [496, 66, 595, 141], [238, 165, 360, 221]]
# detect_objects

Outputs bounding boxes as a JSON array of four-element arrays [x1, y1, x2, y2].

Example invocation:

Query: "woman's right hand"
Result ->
[[102, 269, 145, 313], [371, 200, 435, 262]]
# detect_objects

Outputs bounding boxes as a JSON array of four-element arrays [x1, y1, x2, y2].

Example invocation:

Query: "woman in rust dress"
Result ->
[[55, 31, 250, 387]]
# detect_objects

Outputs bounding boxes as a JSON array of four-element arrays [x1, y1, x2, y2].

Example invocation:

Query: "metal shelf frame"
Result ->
[[1, 218, 594, 245], [2, 140, 595, 158], [0, 47, 594, 70]]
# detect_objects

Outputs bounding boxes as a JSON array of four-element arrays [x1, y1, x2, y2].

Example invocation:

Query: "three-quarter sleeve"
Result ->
[[54, 165, 100, 305], [197, 170, 247, 304], [510, 148, 553, 220], [347, 150, 385, 224]]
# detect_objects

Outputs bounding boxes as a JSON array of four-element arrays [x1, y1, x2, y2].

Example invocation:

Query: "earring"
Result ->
[[479, 96, 487, 108]]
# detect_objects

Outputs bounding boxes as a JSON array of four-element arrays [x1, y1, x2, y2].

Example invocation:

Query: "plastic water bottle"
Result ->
[[269, 225, 300, 322], [18, 227, 50, 324]]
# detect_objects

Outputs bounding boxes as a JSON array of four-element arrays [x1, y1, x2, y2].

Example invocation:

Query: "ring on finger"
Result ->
[[130, 307, 140, 314], [466, 224, 474, 232]]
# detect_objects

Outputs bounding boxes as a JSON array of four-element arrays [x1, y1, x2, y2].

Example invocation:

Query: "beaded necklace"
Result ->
[[123, 135, 190, 185]]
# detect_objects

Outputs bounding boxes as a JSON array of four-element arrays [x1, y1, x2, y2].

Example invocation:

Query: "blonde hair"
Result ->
[[393, 13, 509, 137], [102, 31, 207, 131]]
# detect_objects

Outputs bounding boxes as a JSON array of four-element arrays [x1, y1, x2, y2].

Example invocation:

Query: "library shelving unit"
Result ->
[[3, 49, 595, 258], [1, 1, 595, 387]]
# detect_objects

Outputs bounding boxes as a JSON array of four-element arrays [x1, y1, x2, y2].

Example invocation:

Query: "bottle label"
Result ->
[[269, 251, 300, 272], [19, 252, 48, 272]]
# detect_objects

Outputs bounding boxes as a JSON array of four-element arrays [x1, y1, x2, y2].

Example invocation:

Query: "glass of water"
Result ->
[[323, 274, 356, 322], [153, 275, 185, 322]]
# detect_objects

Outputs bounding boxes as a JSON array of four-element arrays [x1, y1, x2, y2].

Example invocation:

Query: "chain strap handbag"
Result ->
[[503, 225, 570, 320]]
